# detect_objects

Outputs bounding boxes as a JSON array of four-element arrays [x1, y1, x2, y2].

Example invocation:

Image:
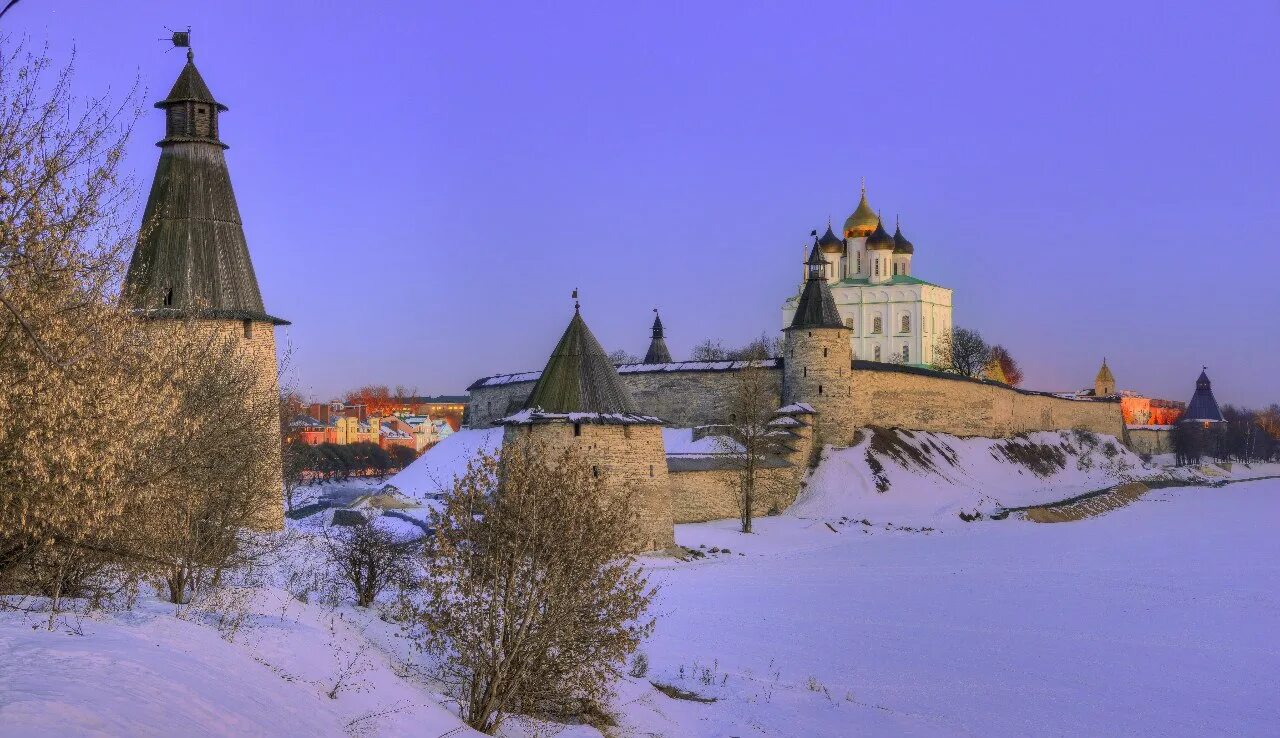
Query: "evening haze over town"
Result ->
[[10, 1, 1279, 404]]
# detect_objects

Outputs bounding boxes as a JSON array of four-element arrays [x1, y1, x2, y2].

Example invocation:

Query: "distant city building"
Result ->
[[782, 184, 953, 366], [1069, 359, 1185, 426], [392, 395, 468, 431]]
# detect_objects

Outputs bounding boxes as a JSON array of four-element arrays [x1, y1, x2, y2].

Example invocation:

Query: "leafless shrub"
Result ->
[[324, 519, 420, 608]]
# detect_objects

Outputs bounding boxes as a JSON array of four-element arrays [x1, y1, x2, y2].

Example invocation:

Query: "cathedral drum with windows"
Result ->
[[782, 185, 953, 367]]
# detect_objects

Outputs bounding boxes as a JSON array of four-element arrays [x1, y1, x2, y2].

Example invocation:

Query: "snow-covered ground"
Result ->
[[4, 430, 1278, 737], [644, 480, 1280, 736]]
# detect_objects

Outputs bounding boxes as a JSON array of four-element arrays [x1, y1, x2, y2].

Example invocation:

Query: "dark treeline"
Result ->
[[296, 442, 419, 481], [1171, 405, 1280, 466]]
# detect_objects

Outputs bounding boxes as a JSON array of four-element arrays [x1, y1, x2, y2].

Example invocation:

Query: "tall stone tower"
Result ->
[[643, 310, 673, 364], [123, 47, 287, 528], [502, 305, 673, 551], [1094, 359, 1116, 396], [783, 237, 854, 451]]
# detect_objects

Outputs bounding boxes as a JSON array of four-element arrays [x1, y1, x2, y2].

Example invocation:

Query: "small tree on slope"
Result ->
[[404, 438, 655, 734], [718, 354, 787, 533]]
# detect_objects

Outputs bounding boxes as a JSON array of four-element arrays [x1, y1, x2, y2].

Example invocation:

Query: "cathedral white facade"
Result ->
[[782, 185, 953, 366]]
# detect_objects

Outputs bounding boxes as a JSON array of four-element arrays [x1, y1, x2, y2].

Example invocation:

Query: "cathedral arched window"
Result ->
[[903, 345, 910, 363], [901, 315, 910, 333], [874, 345, 881, 362], [857, 253, 862, 273], [872, 317, 882, 334], [844, 317, 855, 333], [874, 260, 879, 276]]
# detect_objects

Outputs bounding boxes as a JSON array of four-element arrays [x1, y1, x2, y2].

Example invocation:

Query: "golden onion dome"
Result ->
[[842, 186, 879, 238], [865, 220, 895, 250]]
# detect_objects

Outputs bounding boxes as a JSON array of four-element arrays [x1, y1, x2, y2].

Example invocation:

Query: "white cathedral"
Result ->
[[782, 185, 953, 366]]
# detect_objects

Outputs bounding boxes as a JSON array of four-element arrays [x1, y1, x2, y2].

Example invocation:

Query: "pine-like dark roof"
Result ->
[[1181, 369, 1225, 423], [520, 309, 640, 416], [123, 54, 286, 325], [644, 311, 673, 363], [158, 51, 227, 110], [788, 241, 845, 330]]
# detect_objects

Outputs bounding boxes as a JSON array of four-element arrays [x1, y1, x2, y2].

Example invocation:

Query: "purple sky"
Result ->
[[9, 2, 1279, 406]]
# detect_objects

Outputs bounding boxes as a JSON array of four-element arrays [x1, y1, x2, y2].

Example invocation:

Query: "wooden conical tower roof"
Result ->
[[787, 240, 845, 330], [506, 307, 659, 425], [643, 311, 673, 364], [123, 50, 286, 325]]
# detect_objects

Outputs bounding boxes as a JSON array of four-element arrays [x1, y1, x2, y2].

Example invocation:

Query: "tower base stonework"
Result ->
[[502, 421, 674, 552], [145, 318, 285, 531]]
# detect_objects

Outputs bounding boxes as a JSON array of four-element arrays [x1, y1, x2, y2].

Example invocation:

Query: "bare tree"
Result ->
[[717, 357, 787, 534], [324, 519, 419, 607], [607, 348, 639, 364], [729, 332, 783, 360], [690, 338, 729, 361], [404, 438, 654, 734], [933, 327, 991, 378]]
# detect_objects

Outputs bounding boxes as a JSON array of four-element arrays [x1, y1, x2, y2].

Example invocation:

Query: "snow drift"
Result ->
[[386, 428, 501, 500], [790, 428, 1146, 525]]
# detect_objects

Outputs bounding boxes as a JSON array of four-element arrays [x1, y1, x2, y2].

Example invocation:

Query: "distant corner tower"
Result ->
[[643, 309, 673, 364], [1094, 358, 1116, 396], [782, 234, 854, 450], [121, 32, 287, 528], [1180, 368, 1225, 425], [500, 299, 674, 551]]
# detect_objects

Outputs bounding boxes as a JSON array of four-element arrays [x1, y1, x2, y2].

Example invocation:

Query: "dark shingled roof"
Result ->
[[521, 309, 640, 416], [123, 53, 286, 325], [787, 241, 845, 330], [157, 51, 227, 110], [644, 311, 673, 364], [1181, 369, 1225, 423]]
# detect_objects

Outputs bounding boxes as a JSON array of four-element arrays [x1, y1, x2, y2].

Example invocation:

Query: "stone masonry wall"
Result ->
[[783, 327, 856, 451], [845, 367, 1124, 439], [468, 369, 784, 428], [1126, 427, 1173, 456], [471, 363, 1123, 443], [504, 422, 674, 551], [668, 466, 799, 523], [153, 319, 284, 530]]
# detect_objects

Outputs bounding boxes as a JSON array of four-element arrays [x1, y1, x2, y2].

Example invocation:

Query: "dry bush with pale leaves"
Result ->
[[403, 437, 655, 734], [0, 38, 282, 614]]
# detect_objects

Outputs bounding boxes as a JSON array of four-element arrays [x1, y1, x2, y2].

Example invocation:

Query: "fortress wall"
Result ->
[[467, 383, 537, 427], [469, 363, 1123, 442], [1126, 427, 1173, 456], [846, 366, 1124, 439], [668, 465, 800, 524], [468, 368, 785, 428], [625, 370, 782, 427]]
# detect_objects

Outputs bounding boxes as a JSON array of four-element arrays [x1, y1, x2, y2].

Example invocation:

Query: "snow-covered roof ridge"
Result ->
[[468, 358, 782, 390], [775, 402, 816, 415]]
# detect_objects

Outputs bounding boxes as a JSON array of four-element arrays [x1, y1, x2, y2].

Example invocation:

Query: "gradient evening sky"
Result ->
[[8, 1, 1279, 406]]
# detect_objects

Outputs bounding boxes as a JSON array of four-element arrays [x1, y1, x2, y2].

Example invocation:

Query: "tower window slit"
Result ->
[[573, 422, 582, 437], [242, 319, 252, 339]]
